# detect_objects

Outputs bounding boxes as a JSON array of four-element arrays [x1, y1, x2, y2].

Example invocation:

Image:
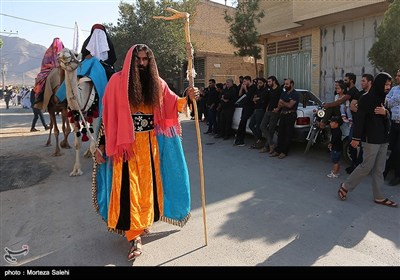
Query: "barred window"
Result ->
[[266, 36, 311, 56]]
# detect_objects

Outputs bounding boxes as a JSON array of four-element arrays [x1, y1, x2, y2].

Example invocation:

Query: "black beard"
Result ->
[[139, 67, 151, 103], [139, 67, 149, 85]]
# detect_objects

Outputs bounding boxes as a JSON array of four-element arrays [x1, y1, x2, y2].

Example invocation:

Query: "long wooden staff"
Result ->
[[154, 8, 208, 246]]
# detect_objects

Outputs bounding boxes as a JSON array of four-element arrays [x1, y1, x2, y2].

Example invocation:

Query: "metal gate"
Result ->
[[266, 36, 312, 90]]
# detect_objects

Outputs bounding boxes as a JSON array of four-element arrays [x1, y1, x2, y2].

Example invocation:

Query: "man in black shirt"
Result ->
[[345, 74, 374, 173], [338, 72, 397, 207], [204, 79, 219, 134], [234, 76, 256, 146], [260, 76, 283, 153], [215, 79, 236, 140], [270, 79, 299, 159]]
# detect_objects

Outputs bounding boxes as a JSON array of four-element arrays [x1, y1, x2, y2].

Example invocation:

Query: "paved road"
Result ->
[[1, 101, 399, 267]]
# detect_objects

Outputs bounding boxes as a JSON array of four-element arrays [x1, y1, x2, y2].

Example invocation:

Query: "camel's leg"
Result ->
[[70, 123, 83, 176], [83, 119, 95, 158], [83, 148, 92, 158], [83, 116, 99, 158], [60, 108, 72, 149], [86, 116, 100, 157], [83, 119, 93, 158], [48, 109, 62, 156], [45, 118, 53, 146], [53, 120, 62, 156]]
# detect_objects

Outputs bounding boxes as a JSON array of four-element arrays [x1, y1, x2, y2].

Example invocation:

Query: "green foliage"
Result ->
[[0, 38, 3, 48], [105, 0, 199, 78], [224, 0, 264, 74], [368, 0, 400, 76]]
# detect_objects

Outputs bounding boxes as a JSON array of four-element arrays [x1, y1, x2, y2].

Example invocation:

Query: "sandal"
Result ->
[[127, 236, 142, 261], [141, 228, 150, 236], [338, 183, 348, 201], [374, 198, 398, 208]]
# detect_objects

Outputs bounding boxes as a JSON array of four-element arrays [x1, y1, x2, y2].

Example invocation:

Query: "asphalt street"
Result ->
[[1, 101, 399, 267]]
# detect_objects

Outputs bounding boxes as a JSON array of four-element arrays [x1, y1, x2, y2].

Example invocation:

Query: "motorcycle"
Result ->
[[304, 105, 352, 163], [304, 105, 330, 154]]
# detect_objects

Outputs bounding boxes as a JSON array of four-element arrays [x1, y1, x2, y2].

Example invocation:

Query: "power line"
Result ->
[[0, 31, 18, 35], [0, 13, 90, 32]]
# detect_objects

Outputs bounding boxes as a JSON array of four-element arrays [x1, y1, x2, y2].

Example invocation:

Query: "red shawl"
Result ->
[[34, 38, 64, 96]]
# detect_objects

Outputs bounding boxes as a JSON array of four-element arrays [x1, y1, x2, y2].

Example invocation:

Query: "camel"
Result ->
[[57, 48, 101, 176], [40, 67, 71, 155]]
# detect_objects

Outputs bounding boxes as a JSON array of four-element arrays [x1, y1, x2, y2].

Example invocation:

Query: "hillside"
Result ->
[[1, 36, 46, 87]]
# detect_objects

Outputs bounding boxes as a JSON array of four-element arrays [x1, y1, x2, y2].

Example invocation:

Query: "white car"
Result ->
[[232, 89, 323, 142]]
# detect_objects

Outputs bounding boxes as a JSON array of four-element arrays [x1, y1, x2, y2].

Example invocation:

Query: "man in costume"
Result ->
[[33, 37, 64, 108], [93, 44, 195, 261], [81, 24, 117, 80]]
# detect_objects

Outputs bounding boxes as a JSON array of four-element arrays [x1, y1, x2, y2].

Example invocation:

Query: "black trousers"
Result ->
[[276, 112, 297, 155], [236, 108, 253, 141]]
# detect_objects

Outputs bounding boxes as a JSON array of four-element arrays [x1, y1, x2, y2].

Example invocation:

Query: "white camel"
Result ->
[[58, 48, 99, 176]]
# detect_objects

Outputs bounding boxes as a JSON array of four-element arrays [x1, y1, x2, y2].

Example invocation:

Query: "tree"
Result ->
[[105, 0, 199, 79], [368, 0, 400, 76], [224, 0, 265, 76]]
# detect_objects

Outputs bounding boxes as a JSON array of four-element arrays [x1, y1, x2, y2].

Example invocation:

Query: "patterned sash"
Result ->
[[132, 113, 154, 132]]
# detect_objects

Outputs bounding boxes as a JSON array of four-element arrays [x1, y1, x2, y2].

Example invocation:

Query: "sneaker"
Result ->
[[270, 152, 279, 157], [30, 128, 39, 132], [327, 172, 339, 178], [45, 125, 50, 130], [259, 147, 269, 153]]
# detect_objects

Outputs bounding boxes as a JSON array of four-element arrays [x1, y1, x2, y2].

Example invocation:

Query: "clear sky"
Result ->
[[1, 0, 234, 49]]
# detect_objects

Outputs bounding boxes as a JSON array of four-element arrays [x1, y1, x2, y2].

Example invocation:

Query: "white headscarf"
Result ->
[[86, 29, 110, 61]]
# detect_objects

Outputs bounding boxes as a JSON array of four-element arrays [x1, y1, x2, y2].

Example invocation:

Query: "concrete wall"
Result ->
[[320, 15, 383, 102]]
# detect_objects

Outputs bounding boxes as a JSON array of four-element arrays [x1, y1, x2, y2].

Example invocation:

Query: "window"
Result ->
[[266, 36, 311, 56]]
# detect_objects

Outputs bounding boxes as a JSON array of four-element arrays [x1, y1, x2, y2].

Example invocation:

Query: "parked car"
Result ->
[[232, 89, 323, 142]]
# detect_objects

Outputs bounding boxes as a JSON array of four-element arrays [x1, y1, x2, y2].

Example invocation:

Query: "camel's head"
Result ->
[[58, 48, 81, 71]]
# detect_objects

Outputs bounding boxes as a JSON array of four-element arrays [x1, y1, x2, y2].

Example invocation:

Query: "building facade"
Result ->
[[184, 0, 263, 91], [256, 0, 389, 101]]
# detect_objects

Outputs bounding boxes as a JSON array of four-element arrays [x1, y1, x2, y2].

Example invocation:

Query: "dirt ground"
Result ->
[[0, 103, 63, 192]]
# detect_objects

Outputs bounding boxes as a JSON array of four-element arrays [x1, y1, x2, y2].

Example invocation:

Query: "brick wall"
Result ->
[[190, 0, 263, 86]]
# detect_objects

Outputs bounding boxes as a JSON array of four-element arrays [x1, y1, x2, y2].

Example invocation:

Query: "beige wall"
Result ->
[[203, 53, 262, 85], [190, 0, 263, 86], [291, 0, 387, 22], [192, 1, 236, 55], [257, 0, 388, 36]]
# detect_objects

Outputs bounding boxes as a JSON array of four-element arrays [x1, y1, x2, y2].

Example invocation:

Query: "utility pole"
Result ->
[[1, 63, 6, 88], [0, 30, 18, 87]]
